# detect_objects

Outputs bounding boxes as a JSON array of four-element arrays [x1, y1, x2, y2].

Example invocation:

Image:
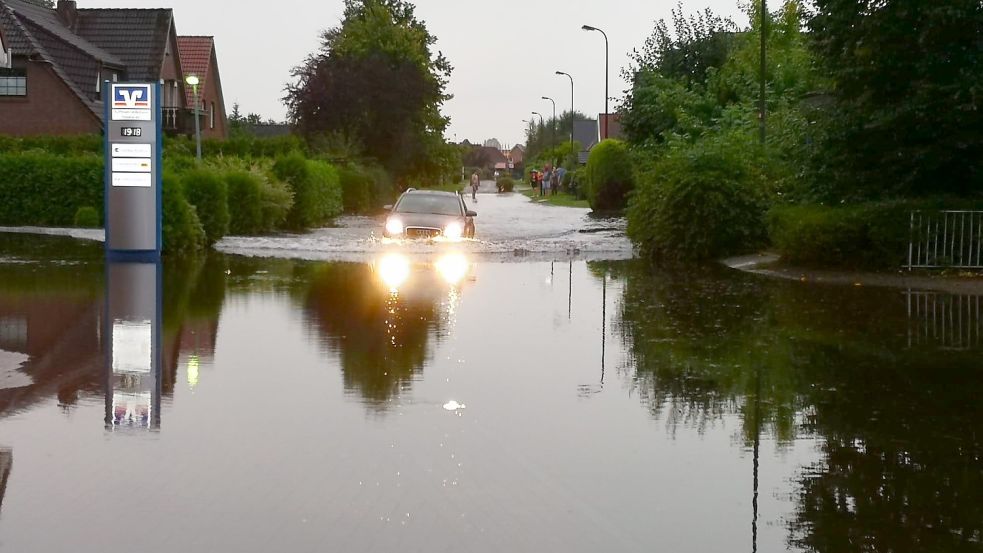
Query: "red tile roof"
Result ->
[[176, 35, 212, 106]]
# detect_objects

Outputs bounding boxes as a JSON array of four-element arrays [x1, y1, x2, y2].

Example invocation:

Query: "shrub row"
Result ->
[[767, 199, 983, 269], [586, 139, 635, 212], [0, 133, 304, 159], [0, 150, 345, 253]]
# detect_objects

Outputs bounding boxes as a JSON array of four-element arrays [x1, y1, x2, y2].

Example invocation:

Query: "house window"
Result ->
[[210, 102, 215, 129], [0, 68, 27, 96]]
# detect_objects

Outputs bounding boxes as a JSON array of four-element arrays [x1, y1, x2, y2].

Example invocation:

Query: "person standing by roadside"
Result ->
[[470, 171, 480, 202], [542, 166, 552, 197], [550, 169, 560, 196]]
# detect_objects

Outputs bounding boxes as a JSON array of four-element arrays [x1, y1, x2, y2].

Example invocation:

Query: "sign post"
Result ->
[[104, 81, 162, 258]]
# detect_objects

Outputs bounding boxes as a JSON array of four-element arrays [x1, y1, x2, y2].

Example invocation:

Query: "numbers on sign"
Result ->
[[121, 127, 143, 137]]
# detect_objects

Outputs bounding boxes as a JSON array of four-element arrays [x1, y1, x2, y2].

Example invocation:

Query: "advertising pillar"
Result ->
[[104, 82, 162, 258]]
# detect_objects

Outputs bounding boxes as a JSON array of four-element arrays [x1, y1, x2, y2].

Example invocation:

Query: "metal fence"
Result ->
[[907, 291, 982, 350], [908, 211, 983, 269]]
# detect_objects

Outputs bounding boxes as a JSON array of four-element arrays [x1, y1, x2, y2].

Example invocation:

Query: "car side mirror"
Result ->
[[466, 210, 477, 217], [383, 204, 393, 211]]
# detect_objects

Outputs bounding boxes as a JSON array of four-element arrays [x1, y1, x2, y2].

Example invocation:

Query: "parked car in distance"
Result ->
[[383, 189, 476, 239]]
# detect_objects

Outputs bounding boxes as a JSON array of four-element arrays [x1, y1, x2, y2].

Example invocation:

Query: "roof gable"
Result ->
[[2, 0, 122, 65], [74, 8, 173, 81], [176, 35, 212, 105]]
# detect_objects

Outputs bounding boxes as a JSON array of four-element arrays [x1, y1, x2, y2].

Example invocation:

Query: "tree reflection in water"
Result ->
[[606, 260, 983, 551], [299, 258, 454, 410]]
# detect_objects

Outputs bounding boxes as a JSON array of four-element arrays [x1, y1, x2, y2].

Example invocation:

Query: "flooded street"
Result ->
[[0, 195, 981, 552]]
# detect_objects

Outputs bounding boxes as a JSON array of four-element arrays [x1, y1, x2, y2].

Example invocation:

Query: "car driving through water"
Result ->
[[383, 189, 476, 240]]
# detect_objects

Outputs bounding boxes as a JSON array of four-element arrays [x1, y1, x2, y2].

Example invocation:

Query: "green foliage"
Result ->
[[627, 133, 771, 261], [496, 176, 515, 193], [0, 134, 103, 155], [73, 206, 100, 228], [225, 170, 264, 235], [768, 199, 983, 269], [162, 172, 206, 254], [806, 0, 983, 199], [284, 0, 453, 182], [273, 153, 342, 228], [339, 165, 374, 213], [585, 140, 635, 212], [0, 152, 103, 226], [181, 168, 230, 245]]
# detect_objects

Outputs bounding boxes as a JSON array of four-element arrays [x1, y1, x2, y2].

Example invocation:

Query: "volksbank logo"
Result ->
[[113, 85, 151, 109]]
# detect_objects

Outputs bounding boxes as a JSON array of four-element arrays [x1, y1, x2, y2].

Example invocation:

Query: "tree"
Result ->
[[807, 0, 983, 199], [284, 0, 453, 183]]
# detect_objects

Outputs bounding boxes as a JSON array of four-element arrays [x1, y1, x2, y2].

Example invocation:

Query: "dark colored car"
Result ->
[[383, 190, 476, 239]]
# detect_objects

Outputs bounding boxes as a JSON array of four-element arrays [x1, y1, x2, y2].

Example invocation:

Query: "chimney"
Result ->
[[56, 1, 78, 29]]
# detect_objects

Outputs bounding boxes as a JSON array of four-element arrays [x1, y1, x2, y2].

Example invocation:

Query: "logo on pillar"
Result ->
[[113, 85, 151, 109]]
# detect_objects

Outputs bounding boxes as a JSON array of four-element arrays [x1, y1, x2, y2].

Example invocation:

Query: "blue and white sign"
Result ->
[[111, 84, 152, 121]]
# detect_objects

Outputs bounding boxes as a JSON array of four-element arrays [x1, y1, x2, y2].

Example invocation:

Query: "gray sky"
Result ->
[[88, 0, 747, 146]]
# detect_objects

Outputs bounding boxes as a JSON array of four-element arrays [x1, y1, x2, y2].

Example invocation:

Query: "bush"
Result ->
[[339, 165, 374, 213], [0, 152, 103, 226], [225, 170, 264, 235], [627, 134, 771, 262], [162, 172, 206, 254], [0, 134, 103, 155], [497, 176, 515, 193], [181, 168, 230, 245], [73, 206, 100, 228], [767, 199, 983, 269], [273, 153, 342, 229], [258, 177, 294, 232], [586, 139, 635, 211]]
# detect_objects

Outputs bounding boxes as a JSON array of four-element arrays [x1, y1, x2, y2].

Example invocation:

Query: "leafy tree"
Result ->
[[284, 0, 453, 183], [806, 0, 983, 200]]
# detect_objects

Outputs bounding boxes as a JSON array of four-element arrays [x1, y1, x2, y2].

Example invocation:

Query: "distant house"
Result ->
[[508, 144, 524, 167], [573, 119, 599, 164], [0, 0, 227, 138], [598, 113, 624, 141], [176, 36, 226, 139]]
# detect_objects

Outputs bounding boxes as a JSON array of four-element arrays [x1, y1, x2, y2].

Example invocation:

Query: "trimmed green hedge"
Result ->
[[586, 139, 635, 212], [768, 199, 983, 269], [0, 152, 103, 226], [182, 168, 230, 245], [162, 172, 206, 254], [339, 165, 374, 214], [273, 153, 342, 229]]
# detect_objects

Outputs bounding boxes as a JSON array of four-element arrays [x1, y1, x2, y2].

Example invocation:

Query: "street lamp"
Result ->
[[184, 74, 202, 160], [541, 96, 556, 145], [759, 0, 767, 145], [555, 71, 574, 156], [531, 111, 544, 126], [582, 25, 609, 140]]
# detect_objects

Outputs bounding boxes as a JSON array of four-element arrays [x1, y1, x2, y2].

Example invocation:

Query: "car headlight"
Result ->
[[385, 217, 404, 236], [444, 222, 463, 239]]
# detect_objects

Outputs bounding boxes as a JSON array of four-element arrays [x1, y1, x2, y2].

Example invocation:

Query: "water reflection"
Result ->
[[302, 254, 471, 409], [105, 261, 161, 431], [608, 261, 983, 551], [0, 448, 10, 514]]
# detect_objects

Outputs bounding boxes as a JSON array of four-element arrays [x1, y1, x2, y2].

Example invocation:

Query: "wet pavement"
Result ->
[[0, 197, 981, 552]]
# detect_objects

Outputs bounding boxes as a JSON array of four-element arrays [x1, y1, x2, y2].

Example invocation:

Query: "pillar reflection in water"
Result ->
[[104, 261, 162, 432]]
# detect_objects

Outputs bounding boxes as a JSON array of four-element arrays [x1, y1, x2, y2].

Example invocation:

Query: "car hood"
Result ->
[[389, 212, 462, 229]]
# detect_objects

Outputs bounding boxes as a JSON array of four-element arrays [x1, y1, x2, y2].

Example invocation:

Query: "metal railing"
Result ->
[[908, 211, 983, 269], [907, 291, 982, 350]]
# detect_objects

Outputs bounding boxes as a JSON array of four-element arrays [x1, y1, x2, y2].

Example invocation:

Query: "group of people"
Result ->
[[530, 165, 566, 197]]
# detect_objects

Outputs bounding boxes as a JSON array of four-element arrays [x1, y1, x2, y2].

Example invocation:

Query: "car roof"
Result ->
[[401, 189, 460, 197]]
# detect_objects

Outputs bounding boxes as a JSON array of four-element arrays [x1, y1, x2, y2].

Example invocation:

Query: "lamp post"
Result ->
[[555, 71, 574, 157], [185, 74, 202, 160], [581, 25, 608, 140], [541, 96, 556, 146], [759, 0, 767, 146]]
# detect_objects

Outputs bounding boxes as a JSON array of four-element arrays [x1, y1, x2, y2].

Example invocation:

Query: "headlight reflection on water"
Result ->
[[436, 253, 469, 286], [377, 253, 411, 292]]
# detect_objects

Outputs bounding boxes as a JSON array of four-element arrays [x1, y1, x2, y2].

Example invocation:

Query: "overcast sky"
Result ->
[[88, 0, 748, 146]]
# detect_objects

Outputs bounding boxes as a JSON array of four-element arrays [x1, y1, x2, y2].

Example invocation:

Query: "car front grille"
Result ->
[[405, 227, 442, 239]]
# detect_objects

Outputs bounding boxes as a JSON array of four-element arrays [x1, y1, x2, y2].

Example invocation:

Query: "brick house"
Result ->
[[0, 0, 227, 138], [176, 36, 226, 139]]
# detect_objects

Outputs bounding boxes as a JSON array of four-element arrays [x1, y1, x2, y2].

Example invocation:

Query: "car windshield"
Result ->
[[395, 195, 462, 216]]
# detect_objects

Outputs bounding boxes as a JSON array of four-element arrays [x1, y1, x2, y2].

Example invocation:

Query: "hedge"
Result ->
[[162, 172, 206, 254], [182, 168, 230, 245], [768, 199, 983, 269], [586, 139, 635, 212], [0, 152, 103, 226], [273, 153, 342, 229]]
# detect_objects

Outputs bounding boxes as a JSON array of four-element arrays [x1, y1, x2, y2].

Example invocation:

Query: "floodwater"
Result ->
[[0, 194, 981, 552]]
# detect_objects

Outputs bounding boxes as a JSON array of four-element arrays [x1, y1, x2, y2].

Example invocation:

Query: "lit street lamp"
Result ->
[[184, 74, 202, 160], [581, 25, 609, 140], [555, 71, 574, 156], [541, 96, 556, 145]]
